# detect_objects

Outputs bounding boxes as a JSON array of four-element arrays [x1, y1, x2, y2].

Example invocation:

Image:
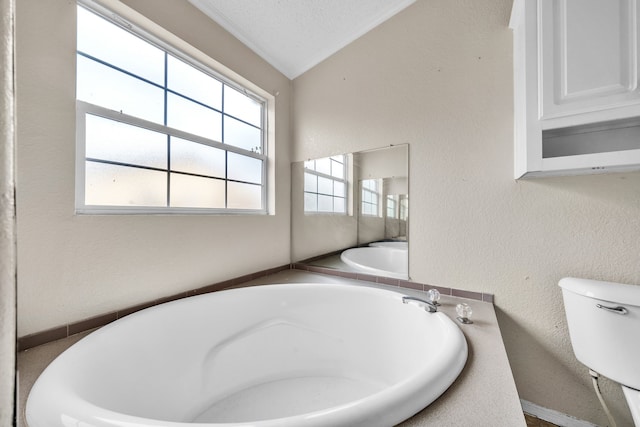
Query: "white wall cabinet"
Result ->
[[510, 0, 640, 178]]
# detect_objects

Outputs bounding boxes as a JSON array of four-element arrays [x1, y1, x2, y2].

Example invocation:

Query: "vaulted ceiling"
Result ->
[[188, 0, 416, 79]]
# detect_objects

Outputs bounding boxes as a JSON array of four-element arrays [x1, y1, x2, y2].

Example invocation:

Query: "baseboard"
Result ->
[[521, 400, 599, 427]]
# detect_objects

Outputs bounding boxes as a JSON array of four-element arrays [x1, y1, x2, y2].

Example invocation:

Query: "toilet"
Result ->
[[559, 277, 640, 427]]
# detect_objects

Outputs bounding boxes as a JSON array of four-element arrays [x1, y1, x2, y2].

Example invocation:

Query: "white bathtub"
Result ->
[[368, 241, 408, 250], [341, 247, 408, 279], [26, 283, 467, 427]]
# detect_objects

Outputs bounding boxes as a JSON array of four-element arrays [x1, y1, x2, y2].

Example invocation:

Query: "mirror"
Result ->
[[291, 144, 409, 279]]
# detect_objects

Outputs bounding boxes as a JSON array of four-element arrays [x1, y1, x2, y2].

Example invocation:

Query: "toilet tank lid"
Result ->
[[559, 277, 640, 306]]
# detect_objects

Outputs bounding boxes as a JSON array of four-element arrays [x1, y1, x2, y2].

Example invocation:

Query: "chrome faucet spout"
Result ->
[[402, 296, 438, 313]]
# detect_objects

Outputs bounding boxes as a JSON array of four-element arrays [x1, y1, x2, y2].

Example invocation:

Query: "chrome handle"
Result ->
[[596, 304, 628, 315], [402, 296, 437, 313]]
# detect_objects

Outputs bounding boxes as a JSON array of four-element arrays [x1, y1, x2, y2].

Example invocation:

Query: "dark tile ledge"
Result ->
[[18, 264, 494, 351]]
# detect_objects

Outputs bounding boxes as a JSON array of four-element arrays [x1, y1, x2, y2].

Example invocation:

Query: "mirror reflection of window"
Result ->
[[386, 195, 398, 219], [361, 179, 381, 217], [304, 155, 347, 213], [399, 195, 408, 221]]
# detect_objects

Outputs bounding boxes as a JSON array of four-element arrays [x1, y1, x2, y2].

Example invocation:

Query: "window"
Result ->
[[361, 179, 380, 217], [304, 155, 346, 213], [399, 195, 408, 221], [75, 3, 268, 213], [386, 195, 398, 219]]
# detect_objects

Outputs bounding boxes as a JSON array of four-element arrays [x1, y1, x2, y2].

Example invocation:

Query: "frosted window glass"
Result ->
[[318, 195, 333, 212], [85, 115, 167, 168], [169, 174, 225, 208], [334, 197, 346, 213], [304, 193, 317, 212], [331, 159, 345, 179], [85, 162, 166, 206], [77, 56, 165, 124], [227, 182, 262, 209], [362, 179, 377, 191], [224, 116, 261, 151], [76, 5, 267, 213], [304, 173, 317, 192], [228, 153, 262, 184], [171, 137, 225, 178], [318, 176, 333, 195], [334, 181, 345, 198], [315, 158, 331, 175], [77, 7, 164, 85], [387, 196, 397, 218], [224, 86, 261, 127], [167, 93, 222, 141], [167, 55, 222, 110]]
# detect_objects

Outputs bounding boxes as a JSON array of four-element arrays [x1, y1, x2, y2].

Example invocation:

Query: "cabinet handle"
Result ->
[[596, 304, 628, 315]]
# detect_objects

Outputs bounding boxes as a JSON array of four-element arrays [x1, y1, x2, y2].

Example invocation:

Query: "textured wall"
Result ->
[[0, 0, 16, 422], [292, 0, 640, 425], [16, 0, 292, 336]]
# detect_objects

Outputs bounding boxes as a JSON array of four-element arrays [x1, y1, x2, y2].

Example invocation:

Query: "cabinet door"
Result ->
[[540, 0, 640, 120]]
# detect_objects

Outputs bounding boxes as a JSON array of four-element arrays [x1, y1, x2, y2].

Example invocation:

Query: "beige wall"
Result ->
[[16, 0, 292, 336], [292, 0, 640, 425]]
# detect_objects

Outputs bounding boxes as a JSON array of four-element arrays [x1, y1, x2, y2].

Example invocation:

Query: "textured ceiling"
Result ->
[[188, 0, 416, 79]]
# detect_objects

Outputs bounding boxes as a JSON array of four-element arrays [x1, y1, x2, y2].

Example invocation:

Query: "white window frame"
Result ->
[[75, 0, 272, 215]]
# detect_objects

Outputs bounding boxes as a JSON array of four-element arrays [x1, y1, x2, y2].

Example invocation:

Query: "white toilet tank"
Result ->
[[559, 277, 640, 390]]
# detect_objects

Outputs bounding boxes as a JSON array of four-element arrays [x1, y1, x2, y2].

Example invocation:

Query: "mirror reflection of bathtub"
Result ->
[[369, 241, 408, 249], [341, 244, 408, 279], [291, 145, 409, 279]]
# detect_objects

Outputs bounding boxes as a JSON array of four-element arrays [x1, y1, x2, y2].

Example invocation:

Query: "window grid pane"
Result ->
[[170, 136, 225, 178], [85, 114, 167, 169], [166, 93, 222, 141], [400, 196, 409, 221], [77, 55, 165, 124], [361, 179, 380, 217], [169, 173, 225, 209], [77, 4, 267, 212], [77, 7, 165, 85], [387, 195, 397, 218], [303, 155, 347, 214], [167, 55, 222, 110], [85, 161, 167, 207]]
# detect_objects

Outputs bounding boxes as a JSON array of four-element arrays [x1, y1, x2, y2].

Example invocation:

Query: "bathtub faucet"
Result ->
[[402, 296, 438, 313]]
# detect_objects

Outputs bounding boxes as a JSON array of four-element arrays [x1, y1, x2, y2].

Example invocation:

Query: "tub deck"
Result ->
[[17, 270, 526, 427]]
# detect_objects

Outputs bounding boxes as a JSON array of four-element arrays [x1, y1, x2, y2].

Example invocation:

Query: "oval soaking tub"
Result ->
[[341, 247, 408, 279], [27, 283, 467, 427]]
